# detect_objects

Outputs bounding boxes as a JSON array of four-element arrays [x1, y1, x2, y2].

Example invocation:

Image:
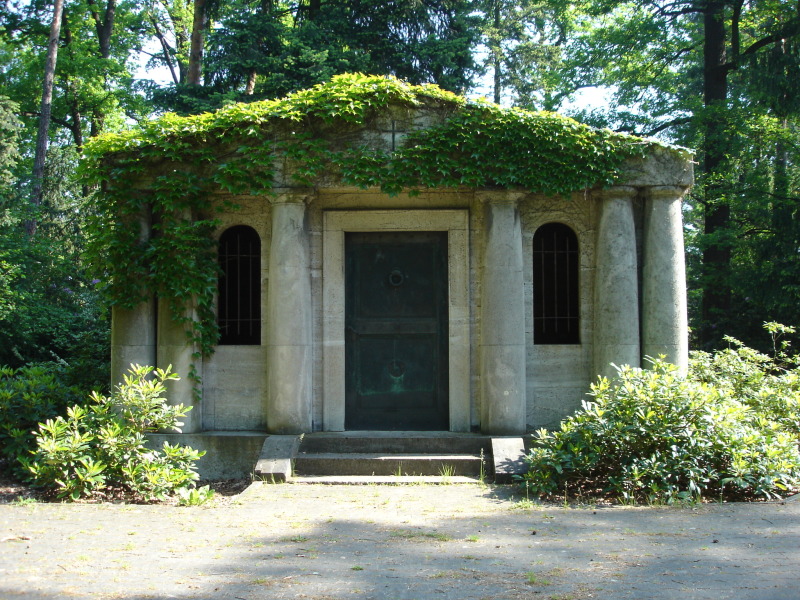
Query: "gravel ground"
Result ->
[[1, 482, 799, 600]]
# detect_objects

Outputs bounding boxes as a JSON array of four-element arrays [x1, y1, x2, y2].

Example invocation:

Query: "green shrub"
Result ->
[[22, 364, 205, 501], [0, 364, 83, 475], [691, 324, 800, 437], [522, 357, 800, 503]]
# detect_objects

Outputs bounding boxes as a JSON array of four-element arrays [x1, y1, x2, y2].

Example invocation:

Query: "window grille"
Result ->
[[533, 223, 580, 344], [218, 225, 260, 345]]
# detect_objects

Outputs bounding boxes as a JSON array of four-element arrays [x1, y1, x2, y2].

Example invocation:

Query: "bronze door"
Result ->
[[345, 232, 449, 430]]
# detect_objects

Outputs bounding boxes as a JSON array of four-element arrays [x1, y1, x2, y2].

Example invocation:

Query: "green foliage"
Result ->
[[0, 185, 110, 380], [158, 0, 479, 113], [474, 0, 583, 110], [0, 364, 83, 476], [0, 221, 110, 379], [175, 484, 215, 506], [691, 324, 800, 438], [22, 364, 205, 502], [0, 96, 20, 192], [522, 346, 800, 503], [82, 73, 658, 352], [547, 0, 800, 351]]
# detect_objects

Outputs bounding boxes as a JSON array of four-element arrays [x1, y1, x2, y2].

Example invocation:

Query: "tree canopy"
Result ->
[[0, 0, 798, 374]]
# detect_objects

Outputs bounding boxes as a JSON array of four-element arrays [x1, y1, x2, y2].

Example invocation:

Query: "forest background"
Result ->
[[1, 0, 799, 388]]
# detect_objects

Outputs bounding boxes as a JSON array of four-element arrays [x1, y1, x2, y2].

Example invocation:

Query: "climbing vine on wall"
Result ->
[[81, 73, 673, 354]]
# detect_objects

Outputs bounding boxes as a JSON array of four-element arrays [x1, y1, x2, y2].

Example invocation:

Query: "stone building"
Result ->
[[101, 76, 692, 478]]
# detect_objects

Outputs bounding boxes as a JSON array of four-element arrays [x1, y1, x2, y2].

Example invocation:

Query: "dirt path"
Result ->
[[1, 483, 798, 600]]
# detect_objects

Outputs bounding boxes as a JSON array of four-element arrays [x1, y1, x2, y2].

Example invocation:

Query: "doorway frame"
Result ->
[[323, 209, 470, 432]]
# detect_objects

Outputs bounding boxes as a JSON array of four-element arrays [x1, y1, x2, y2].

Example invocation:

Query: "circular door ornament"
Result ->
[[388, 269, 405, 287]]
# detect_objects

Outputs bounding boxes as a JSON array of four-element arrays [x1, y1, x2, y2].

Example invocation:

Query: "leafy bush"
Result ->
[[522, 354, 800, 503], [22, 364, 205, 501], [691, 324, 800, 437], [0, 364, 83, 475]]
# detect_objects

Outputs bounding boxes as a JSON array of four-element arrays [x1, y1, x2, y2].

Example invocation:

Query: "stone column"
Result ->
[[642, 185, 689, 373], [156, 297, 202, 432], [593, 186, 640, 380], [110, 206, 156, 390], [478, 191, 527, 435], [266, 190, 313, 434], [111, 302, 157, 387]]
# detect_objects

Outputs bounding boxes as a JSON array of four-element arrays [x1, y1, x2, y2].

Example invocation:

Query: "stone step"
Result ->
[[289, 475, 481, 485], [253, 432, 527, 483], [293, 452, 486, 477], [297, 432, 492, 455]]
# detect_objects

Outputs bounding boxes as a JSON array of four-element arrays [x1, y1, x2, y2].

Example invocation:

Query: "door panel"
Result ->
[[345, 232, 449, 430]]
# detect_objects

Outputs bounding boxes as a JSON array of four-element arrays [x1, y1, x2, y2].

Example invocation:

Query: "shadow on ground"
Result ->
[[1, 484, 798, 600]]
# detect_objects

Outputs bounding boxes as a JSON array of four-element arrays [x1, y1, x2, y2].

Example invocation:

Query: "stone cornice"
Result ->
[[474, 189, 527, 205], [268, 188, 316, 205]]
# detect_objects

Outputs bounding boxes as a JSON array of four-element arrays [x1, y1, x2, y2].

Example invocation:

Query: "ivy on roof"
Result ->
[[83, 72, 655, 197], [81, 73, 665, 356]]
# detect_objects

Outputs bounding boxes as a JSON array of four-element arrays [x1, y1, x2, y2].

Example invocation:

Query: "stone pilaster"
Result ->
[[157, 297, 203, 432], [478, 190, 527, 435], [110, 206, 156, 390], [642, 185, 689, 373], [593, 186, 640, 380], [266, 189, 314, 434]]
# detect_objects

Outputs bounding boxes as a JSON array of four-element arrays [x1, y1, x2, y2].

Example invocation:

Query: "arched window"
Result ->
[[533, 223, 580, 344], [218, 225, 261, 345]]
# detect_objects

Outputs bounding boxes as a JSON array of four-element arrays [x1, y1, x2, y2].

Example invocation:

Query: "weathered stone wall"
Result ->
[[520, 192, 597, 430], [201, 196, 271, 431], [199, 187, 621, 433]]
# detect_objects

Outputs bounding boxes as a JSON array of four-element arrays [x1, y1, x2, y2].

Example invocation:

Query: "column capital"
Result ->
[[269, 188, 315, 205], [645, 185, 690, 200], [475, 189, 527, 205], [592, 185, 638, 201]]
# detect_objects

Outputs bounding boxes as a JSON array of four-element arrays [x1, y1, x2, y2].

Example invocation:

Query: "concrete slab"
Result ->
[[3, 484, 797, 600], [254, 434, 302, 482], [491, 436, 527, 483], [146, 431, 267, 480]]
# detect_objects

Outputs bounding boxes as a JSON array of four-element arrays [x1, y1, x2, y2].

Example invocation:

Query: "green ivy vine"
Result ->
[[81, 72, 676, 355]]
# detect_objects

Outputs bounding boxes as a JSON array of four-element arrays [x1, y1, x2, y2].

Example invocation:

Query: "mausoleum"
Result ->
[[87, 74, 692, 479]]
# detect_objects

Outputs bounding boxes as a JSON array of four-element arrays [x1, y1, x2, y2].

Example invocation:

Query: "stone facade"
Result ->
[[110, 107, 693, 438]]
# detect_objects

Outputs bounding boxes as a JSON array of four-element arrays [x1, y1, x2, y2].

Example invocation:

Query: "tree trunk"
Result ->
[[151, 16, 180, 85], [245, 70, 257, 95], [187, 0, 207, 86], [493, 0, 501, 104], [699, 0, 731, 346], [87, 0, 117, 136], [87, 0, 117, 59], [62, 16, 85, 149], [307, 0, 321, 21], [27, 0, 65, 238]]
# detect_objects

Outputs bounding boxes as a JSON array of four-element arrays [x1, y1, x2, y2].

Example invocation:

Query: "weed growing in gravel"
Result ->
[[438, 463, 455, 483], [525, 571, 552, 585], [176, 485, 215, 507], [10, 496, 36, 506], [389, 529, 453, 542]]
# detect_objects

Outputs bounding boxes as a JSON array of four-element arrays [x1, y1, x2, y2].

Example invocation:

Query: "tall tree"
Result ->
[[476, 0, 584, 110], [155, 0, 479, 113], [187, 0, 208, 85], [549, 0, 800, 348], [28, 0, 64, 237]]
